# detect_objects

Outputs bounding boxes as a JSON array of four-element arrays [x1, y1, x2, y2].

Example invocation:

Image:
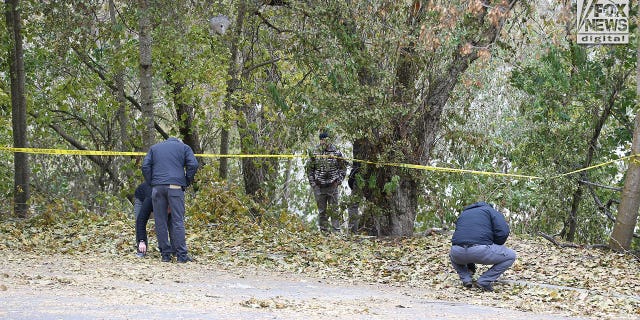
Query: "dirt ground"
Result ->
[[0, 252, 598, 320]]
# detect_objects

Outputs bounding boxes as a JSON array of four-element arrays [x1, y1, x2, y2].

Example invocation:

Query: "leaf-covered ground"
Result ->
[[0, 211, 638, 319]]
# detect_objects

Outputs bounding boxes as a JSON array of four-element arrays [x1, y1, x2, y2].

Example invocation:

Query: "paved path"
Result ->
[[0, 253, 593, 320]]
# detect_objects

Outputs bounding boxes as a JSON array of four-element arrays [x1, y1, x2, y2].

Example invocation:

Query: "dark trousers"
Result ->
[[313, 185, 341, 232], [152, 185, 188, 260], [136, 197, 174, 250]]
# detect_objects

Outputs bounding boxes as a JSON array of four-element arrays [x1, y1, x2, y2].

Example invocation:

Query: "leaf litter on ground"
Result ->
[[0, 210, 638, 320]]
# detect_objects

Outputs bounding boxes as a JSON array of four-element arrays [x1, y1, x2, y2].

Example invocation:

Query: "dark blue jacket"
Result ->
[[134, 181, 152, 202], [142, 138, 199, 187], [451, 202, 510, 246]]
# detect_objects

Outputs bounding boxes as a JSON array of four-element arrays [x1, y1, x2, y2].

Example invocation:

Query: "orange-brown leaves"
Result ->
[[469, 0, 484, 15]]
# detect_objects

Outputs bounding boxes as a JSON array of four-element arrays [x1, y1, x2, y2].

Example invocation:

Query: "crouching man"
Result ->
[[449, 201, 516, 292]]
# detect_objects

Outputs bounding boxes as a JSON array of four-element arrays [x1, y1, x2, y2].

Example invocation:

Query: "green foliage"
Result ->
[[189, 166, 252, 224], [0, 90, 12, 203], [189, 165, 310, 231], [506, 43, 636, 243], [382, 175, 400, 195]]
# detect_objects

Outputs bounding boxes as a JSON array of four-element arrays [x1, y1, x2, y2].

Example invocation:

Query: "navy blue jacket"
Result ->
[[141, 138, 199, 187], [451, 202, 510, 246], [134, 181, 152, 202]]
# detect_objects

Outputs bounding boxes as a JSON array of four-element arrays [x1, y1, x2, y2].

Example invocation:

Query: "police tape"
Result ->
[[1, 146, 638, 181], [348, 158, 542, 180], [0, 146, 145, 156], [550, 153, 639, 179]]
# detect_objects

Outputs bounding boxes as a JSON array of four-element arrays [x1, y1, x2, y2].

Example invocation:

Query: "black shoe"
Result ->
[[476, 283, 493, 292], [463, 282, 473, 289], [177, 256, 193, 263], [161, 255, 172, 263]]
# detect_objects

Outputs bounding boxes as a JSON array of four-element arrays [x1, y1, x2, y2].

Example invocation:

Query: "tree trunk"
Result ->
[[563, 187, 582, 242], [108, 0, 134, 196], [219, 0, 247, 180], [610, 113, 640, 250], [357, 1, 516, 237], [563, 64, 623, 241], [176, 101, 202, 155], [239, 104, 263, 197], [109, 0, 129, 151], [377, 171, 418, 236], [237, 101, 279, 219], [138, 0, 154, 150], [5, 0, 30, 218], [610, 38, 640, 250], [165, 74, 202, 155]]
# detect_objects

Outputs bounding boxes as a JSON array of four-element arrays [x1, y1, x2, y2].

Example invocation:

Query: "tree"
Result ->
[[348, 1, 519, 236], [555, 46, 633, 242], [214, 1, 304, 216], [218, 1, 246, 180], [509, 31, 636, 243], [610, 114, 640, 251], [5, 0, 30, 218], [138, 0, 154, 150], [108, 0, 130, 151], [609, 26, 640, 250], [255, 1, 522, 236], [15, 0, 226, 212]]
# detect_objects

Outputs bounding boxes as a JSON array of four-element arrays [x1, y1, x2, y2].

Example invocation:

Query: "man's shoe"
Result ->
[[177, 256, 193, 263], [135, 252, 146, 258], [476, 283, 493, 292], [462, 281, 473, 289], [161, 255, 172, 262]]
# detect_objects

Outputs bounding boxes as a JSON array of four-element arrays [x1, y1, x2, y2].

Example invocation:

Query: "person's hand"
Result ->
[[138, 241, 147, 254]]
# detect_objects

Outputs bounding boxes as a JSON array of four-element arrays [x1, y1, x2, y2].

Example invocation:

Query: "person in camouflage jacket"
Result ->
[[306, 132, 347, 233]]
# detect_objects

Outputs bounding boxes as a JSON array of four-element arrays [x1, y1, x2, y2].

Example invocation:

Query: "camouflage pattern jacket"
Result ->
[[306, 144, 347, 188]]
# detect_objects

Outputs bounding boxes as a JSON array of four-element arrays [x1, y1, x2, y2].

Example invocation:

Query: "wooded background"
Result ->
[[2, 0, 638, 250]]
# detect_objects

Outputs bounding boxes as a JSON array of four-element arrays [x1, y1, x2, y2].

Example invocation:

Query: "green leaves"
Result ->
[[504, 41, 636, 243], [382, 175, 400, 195]]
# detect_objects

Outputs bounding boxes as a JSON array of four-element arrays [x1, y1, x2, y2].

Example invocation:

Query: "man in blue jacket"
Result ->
[[142, 137, 199, 263], [449, 201, 516, 292]]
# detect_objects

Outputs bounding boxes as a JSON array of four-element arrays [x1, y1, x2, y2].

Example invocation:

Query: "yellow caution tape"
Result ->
[[1, 146, 637, 181], [345, 157, 542, 180], [196, 153, 303, 159], [549, 154, 640, 179], [0, 146, 145, 156]]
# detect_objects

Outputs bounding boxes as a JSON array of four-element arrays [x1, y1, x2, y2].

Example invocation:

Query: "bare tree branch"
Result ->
[[578, 179, 622, 191]]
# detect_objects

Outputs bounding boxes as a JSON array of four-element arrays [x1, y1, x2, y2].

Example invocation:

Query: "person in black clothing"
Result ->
[[134, 181, 173, 257], [134, 181, 151, 219]]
